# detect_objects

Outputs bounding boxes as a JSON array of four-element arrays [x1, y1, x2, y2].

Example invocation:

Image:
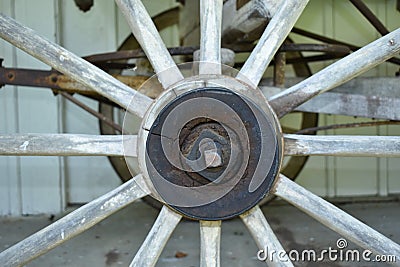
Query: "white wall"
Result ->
[[60, 0, 178, 204], [60, 0, 122, 205], [289, 0, 400, 197], [0, 0, 179, 215], [0, 0, 398, 215], [0, 0, 64, 215]]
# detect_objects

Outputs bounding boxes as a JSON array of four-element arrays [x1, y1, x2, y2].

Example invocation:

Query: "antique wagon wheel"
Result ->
[[98, 8, 318, 209], [0, 0, 400, 266]]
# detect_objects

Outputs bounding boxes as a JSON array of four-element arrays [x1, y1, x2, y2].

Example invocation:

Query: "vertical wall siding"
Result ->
[[292, 0, 400, 197], [0, 0, 64, 215], [60, 0, 122, 204], [61, 0, 178, 204], [0, 0, 21, 216], [0, 0, 398, 215]]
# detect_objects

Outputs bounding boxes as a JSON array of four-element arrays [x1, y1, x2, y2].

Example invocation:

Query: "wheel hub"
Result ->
[[138, 77, 283, 220]]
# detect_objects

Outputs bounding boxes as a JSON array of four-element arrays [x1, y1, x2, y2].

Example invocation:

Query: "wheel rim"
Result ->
[[0, 0, 399, 266]]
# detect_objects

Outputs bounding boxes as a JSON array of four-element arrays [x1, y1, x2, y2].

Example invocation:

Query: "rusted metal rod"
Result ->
[[296, 120, 400, 134], [292, 27, 400, 66], [84, 44, 351, 64], [284, 54, 345, 64], [60, 92, 125, 134], [280, 43, 351, 54], [0, 66, 148, 101], [84, 46, 200, 63], [349, 0, 390, 36], [0, 13, 153, 118], [0, 67, 93, 95], [273, 52, 286, 87]]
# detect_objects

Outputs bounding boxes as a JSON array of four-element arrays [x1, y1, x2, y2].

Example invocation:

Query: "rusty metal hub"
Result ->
[[180, 118, 230, 182], [142, 85, 282, 220]]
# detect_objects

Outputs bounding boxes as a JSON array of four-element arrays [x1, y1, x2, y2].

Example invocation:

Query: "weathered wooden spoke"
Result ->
[[284, 134, 400, 157], [0, 174, 150, 267], [115, 0, 184, 89], [0, 13, 152, 118], [0, 134, 137, 157], [237, 0, 309, 87], [199, 0, 223, 74], [129, 206, 182, 267], [200, 220, 221, 267], [274, 175, 400, 262], [240, 206, 293, 267], [269, 28, 400, 118]]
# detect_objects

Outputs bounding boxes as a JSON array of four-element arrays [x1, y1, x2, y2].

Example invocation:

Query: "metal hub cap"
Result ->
[[138, 76, 283, 220]]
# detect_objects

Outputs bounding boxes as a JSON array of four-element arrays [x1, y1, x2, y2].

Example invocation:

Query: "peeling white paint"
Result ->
[[19, 141, 29, 151], [101, 192, 128, 211]]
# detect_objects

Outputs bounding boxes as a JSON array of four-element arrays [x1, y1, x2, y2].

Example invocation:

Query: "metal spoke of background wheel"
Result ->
[[269, 28, 400, 118], [349, 0, 390, 36], [284, 134, 400, 157], [0, 134, 137, 157], [274, 175, 400, 261], [115, 0, 184, 89], [0, 174, 150, 267], [200, 220, 221, 267], [199, 0, 223, 74], [59, 91, 125, 134], [237, 0, 309, 87], [0, 13, 152, 118], [240, 206, 293, 266], [130, 206, 182, 267]]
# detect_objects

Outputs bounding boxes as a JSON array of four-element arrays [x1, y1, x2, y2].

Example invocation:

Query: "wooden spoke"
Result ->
[[0, 174, 150, 267], [274, 175, 400, 261], [237, 0, 309, 87], [284, 134, 400, 157], [0, 13, 152, 118], [0, 134, 137, 157], [200, 220, 221, 267], [130, 206, 182, 267], [269, 28, 400, 118], [240, 206, 293, 267], [199, 0, 223, 74], [115, 0, 184, 89]]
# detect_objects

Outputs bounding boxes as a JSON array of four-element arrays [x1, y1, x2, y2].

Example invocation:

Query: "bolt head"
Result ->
[[204, 149, 223, 168]]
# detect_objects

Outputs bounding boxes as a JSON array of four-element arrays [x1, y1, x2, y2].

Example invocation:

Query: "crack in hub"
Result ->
[[142, 86, 282, 220]]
